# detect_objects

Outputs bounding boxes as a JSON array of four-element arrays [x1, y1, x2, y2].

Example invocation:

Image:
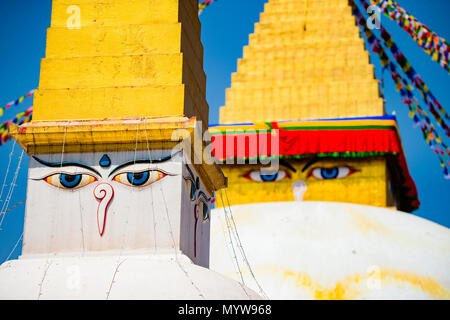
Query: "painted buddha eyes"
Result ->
[[113, 170, 166, 187], [243, 165, 356, 182], [44, 173, 97, 190], [309, 166, 355, 180], [244, 170, 290, 182], [34, 155, 174, 191], [185, 177, 201, 200], [43, 170, 167, 189], [184, 171, 210, 221]]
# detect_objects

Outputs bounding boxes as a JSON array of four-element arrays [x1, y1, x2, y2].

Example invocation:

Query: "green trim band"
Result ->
[[209, 126, 397, 136], [214, 151, 398, 162]]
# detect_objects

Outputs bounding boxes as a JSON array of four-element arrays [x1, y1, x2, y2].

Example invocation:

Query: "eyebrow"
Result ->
[[32, 156, 102, 177], [301, 157, 319, 173], [184, 163, 195, 181], [197, 190, 211, 202], [279, 159, 297, 173], [108, 154, 175, 177]]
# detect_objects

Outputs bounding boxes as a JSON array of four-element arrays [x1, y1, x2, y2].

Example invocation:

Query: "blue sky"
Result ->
[[0, 0, 449, 264]]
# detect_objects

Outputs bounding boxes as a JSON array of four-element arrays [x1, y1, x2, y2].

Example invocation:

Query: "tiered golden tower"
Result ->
[[220, 0, 384, 123], [212, 0, 419, 212], [11, 0, 227, 268], [34, 0, 209, 128]]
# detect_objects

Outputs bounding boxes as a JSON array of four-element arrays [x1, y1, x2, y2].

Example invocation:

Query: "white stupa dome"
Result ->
[[210, 201, 450, 299], [0, 251, 261, 300]]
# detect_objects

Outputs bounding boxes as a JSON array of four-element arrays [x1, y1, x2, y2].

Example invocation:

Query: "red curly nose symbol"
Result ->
[[94, 183, 114, 236]]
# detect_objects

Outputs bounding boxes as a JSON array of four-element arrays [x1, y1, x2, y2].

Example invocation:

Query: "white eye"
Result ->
[[244, 170, 289, 182], [310, 167, 353, 180], [195, 201, 209, 221], [43, 173, 97, 190], [113, 170, 166, 187]]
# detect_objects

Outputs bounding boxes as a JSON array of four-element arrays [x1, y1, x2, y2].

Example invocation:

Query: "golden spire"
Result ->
[[33, 0, 209, 127], [219, 0, 384, 123]]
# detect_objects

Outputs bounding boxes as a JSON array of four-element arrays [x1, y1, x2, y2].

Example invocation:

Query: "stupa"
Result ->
[[0, 0, 260, 300], [208, 0, 449, 300], [210, 0, 419, 212]]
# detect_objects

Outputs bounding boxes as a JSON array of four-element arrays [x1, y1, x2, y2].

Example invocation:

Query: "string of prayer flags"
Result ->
[[371, 0, 450, 74], [0, 89, 34, 118], [199, 0, 217, 15], [351, 0, 450, 178], [0, 107, 33, 146], [359, 0, 450, 137]]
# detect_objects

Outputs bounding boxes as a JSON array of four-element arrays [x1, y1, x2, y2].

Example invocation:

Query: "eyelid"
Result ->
[[197, 191, 210, 202], [113, 170, 167, 188], [45, 175, 97, 190], [307, 166, 357, 178], [111, 167, 174, 179], [241, 165, 292, 177], [242, 169, 291, 176], [31, 168, 99, 180], [242, 169, 291, 182]]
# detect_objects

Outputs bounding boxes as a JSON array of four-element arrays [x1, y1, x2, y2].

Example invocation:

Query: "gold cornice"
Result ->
[[10, 116, 226, 194]]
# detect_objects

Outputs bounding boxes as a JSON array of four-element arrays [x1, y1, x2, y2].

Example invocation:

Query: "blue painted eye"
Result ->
[[183, 178, 198, 200], [244, 170, 290, 182], [260, 173, 278, 182], [114, 170, 166, 187], [59, 174, 82, 188], [44, 173, 97, 189], [190, 182, 196, 199], [202, 202, 209, 220], [196, 201, 209, 221], [310, 167, 355, 180], [321, 168, 339, 179], [127, 171, 150, 186]]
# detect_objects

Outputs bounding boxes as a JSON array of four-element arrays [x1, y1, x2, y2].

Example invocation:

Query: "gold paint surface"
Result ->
[[34, 0, 208, 126], [229, 265, 450, 300], [217, 157, 390, 208], [219, 0, 384, 123], [11, 117, 226, 194], [274, 267, 450, 300]]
